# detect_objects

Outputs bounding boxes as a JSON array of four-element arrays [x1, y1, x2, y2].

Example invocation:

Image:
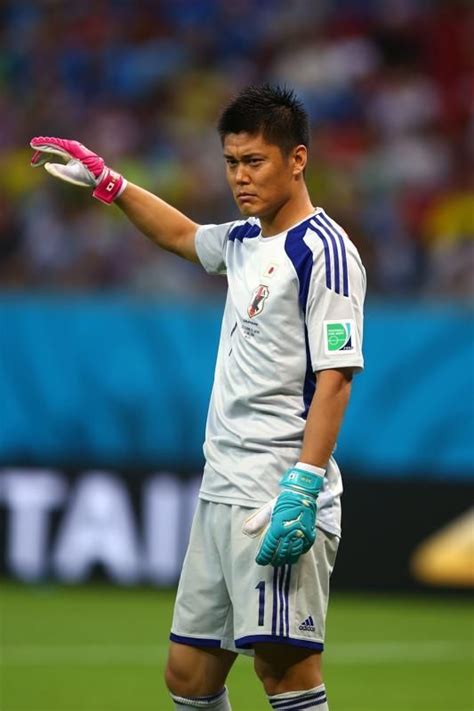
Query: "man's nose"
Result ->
[[235, 164, 250, 184]]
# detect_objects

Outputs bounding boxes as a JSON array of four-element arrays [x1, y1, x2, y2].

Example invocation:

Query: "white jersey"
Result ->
[[194, 208, 366, 536]]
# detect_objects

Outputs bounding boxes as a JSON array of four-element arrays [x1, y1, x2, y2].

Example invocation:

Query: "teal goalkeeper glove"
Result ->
[[243, 464, 325, 567]]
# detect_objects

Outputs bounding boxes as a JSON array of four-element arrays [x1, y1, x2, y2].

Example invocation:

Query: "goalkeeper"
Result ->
[[30, 84, 366, 711]]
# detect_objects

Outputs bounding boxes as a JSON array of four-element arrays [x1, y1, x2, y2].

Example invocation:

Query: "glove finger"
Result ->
[[30, 143, 72, 165], [256, 548, 273, 566], [30, 150, 52, 168], [256, 543, 275, 566], [44, 161, 96, 187], [255, 530, 278, 566], [270, 536, 293, 567], [258, 529, 305, 567], [300, 528, 317, 554], [287, 538, 305, 564], [272, 533, 305, 566], [301, 539, 315, 555]]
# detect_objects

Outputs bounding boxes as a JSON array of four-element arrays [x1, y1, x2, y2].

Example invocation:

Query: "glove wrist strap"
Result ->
[[295, 461, 325, 477], [93, 168, 126, 204], [280, 466, 325, 497]]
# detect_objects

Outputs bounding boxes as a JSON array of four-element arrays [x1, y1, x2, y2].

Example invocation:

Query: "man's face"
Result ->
[[223, 132, 300, 220]]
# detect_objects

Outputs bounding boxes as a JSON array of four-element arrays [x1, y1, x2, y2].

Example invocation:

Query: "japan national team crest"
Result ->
[[248, 284, 269, 318]]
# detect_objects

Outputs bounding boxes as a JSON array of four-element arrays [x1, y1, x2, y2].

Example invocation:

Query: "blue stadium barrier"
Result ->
[[0, 295, 472, 479]]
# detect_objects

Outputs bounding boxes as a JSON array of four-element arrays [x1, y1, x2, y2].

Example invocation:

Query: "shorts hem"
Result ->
[[170, 633, 221, 648], [234, 634, 324, 651]]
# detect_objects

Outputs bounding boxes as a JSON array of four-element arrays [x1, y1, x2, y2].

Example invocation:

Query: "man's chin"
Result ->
[[237, 203, 260, 217]]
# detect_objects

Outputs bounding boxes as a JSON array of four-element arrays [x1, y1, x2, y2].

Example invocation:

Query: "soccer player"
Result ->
[[30, 84, 366, 711]]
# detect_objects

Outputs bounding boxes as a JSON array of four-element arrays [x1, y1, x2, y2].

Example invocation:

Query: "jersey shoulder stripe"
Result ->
[[310, 211, 349, 297], [228, 220, 261, 242], [283, 218, 316, 418], [284, 218, 314, 313], [307, 219, 334, 292]]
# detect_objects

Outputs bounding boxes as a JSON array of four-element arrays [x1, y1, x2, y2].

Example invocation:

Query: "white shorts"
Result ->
[[170, 499, 339, 654]]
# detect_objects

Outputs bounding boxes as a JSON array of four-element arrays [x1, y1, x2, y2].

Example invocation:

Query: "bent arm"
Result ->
[[299, 367, 353, 468], [116, 183, 200, 263]]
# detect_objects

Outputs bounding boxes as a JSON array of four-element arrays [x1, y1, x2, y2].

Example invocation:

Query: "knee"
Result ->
[[254, 659, 285, 696], [164, 644, 233, 698], [164, 655, 195, 697], [254, 645, 322, 695]]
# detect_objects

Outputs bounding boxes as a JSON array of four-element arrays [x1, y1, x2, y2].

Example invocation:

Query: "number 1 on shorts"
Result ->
[[256, 581, 265, 626]]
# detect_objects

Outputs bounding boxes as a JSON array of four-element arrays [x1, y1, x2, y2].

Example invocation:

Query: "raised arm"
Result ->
[[30, 137, 199, 263], [115, 183, 199, 262]]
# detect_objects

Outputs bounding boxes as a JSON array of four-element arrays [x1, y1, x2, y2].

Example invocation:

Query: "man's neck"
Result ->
[[259, 191, 315, 237]]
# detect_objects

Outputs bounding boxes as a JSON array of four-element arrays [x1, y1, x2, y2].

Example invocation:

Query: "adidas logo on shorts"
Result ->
[[298, 615, 316, 632]]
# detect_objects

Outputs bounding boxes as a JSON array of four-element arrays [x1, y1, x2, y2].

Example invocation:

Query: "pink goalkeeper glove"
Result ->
[[30, 137, 127, 204]]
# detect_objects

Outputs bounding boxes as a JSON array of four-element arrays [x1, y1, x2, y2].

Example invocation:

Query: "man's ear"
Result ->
[[292, 144, 308, 176]]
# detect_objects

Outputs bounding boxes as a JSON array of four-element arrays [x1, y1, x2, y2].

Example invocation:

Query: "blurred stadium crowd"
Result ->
[[0, 0, 473, 298]]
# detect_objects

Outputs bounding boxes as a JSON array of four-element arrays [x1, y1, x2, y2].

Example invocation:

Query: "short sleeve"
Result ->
[[306, 241, 366, 374], [195, 222, 234, 275]]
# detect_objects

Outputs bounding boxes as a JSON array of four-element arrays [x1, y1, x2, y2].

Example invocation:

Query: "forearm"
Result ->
[[252, 371, 353, 565], [299, 368, 353, 468], [115, 182, 200, 262]]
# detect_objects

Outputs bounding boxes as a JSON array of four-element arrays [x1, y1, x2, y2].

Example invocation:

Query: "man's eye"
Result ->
[[249, 159, 263, 166]]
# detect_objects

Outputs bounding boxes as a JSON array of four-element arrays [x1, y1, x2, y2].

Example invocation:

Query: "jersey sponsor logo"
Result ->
[[324, 320, 355, 354], [248, 284, 269, 318], [298, 615, 316, 632]]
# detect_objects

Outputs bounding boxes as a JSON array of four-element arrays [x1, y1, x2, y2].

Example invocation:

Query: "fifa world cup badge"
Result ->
[[248, 285, 269, 318]]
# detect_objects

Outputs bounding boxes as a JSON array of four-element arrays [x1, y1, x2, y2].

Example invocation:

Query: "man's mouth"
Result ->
[[237, 193, 256, 202]]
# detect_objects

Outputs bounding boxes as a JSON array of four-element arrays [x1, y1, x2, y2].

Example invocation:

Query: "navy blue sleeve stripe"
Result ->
[[310, 219, 341, 293], [284, 221, 317, 417], [307, 221, 332, 290], [228, 221, 261, 242], [309, 220, 339, 293], [284, 221, 314, 313], [315, 212, 349, 297]]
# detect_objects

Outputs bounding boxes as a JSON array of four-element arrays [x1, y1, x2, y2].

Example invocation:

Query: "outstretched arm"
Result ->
[[116, 183, 199, 262], [30, 137, 200, 263]]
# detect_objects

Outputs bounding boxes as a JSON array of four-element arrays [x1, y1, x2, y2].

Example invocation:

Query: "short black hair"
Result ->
[[217, 84, 309, 155]]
